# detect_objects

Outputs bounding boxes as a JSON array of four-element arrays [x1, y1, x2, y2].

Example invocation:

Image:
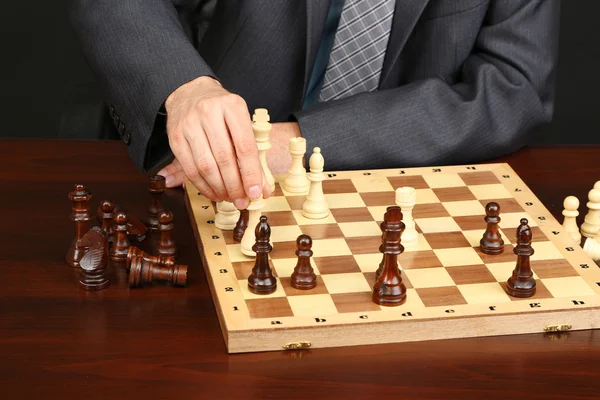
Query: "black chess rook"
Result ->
[[505, 218, 536, 297]]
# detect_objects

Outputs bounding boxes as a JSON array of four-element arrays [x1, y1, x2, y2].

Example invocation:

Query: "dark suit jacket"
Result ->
[[70, 0, 560, 173]]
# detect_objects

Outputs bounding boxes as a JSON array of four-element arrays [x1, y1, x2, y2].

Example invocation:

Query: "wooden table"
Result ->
[[1, 139, 599, 400]]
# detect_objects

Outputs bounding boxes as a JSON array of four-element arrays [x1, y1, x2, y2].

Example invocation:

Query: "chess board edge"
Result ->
[[184, 162, 600, 353]]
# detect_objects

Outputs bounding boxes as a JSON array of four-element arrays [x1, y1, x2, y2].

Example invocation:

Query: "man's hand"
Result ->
[[158, 76, 269, 210]]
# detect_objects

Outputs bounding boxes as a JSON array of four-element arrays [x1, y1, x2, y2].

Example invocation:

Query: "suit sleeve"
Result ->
[[69, 0, 214, 173], [291, 0, 561, 171]]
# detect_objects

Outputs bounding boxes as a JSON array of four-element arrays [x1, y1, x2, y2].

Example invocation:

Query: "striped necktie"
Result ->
[[319, 0, 396, 102]]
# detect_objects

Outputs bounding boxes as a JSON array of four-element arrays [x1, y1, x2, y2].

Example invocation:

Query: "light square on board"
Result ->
[[360, 192, 396, 207], [352, 176, 395, 192], [469, 184, 513, 200], [285, 195, 306, 210], [457, 282, 512, 305], [226, 243, 253, 263], [446, 264, 497, 285], [475, 245, 517, 264], [403, 234, 432, 252], [458, 171, 500, 186], [322, 272, 372, 294], [530, 241, 565, 261], [232, 260, 277, 280], [246, 297, 293, 319], [292, 210, 337, 225], [325, 193, 366, 209], [499, 213, 538, 229], [541, 277, 596, 298], [270, 225, 304, 243], [415, 286, 468, 307], [367, 206, 389, 222], [345, 236, 383, 255], [432, 187, 476, 202], [331, 292, 382, 313], [287, 294, 339, 317], [322, 179, 357, 194], [434, 247, 483, 267], [314, 255, 361, 274], [279, 276, 329, 296], [442, 200, 486, 217], [398, 250, 443, 269], [311, 238, 352, 257], [403, 267, 455, 288], [271, 257, 320, 277], [238, 278, 287, 300], [330, 208, 374, 223], [461, 229, 486, 247], [415, 217, 462, 233], [415, 188, 440, 204], [422, 232, 471, 249], [413, 203, 450, 219], [423, 173, 466, 188], [338, 221, 382, 238], [263, 211, 297, 227], [530, 260, 579, 279], [387, 175, 430, 190], [300, 224, 345, 240], [353, 254, 382, 273], [262, 196, 292, 212]]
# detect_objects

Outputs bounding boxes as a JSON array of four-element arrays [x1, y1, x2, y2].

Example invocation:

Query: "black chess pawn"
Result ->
[[247, 216, 277, 294], [147, 175, 166, 231], [372, 206, 407, 306], [110, 211, 130, 262], [97, 200, 115, 241], [157, 210, 177, 258], [480, 202, 504, 255], [505, 218, 536, 298], [291, 234, 317, 289]]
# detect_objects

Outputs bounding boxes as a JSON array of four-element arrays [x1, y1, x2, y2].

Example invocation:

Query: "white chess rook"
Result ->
[[302, 147, 330, 219], [283, 137, 310, 193], [583, 235, 600, 262], [580, 183, 600, 238], [562, 196, 582, 244], [241, 196, 265, 257], [215, 201, 240, 230], [252, 108, 275, 193], [396, 187, 418, 248]]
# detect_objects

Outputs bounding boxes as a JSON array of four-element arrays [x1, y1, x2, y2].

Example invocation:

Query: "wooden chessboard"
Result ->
[[183, 162, 600, 353]]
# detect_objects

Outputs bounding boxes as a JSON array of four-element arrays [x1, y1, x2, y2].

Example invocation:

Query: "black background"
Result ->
[[1, 1, 598, 145]]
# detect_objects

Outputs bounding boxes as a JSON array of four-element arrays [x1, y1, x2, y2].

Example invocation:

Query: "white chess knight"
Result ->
[[562, 196, 582, 244], [302, 147, 330, 219], [396, 187, 418, 248], [252, 108, 275, 193], [240, 196, 265, 257], [283, 137, 310, 193], [215, 201, 240, 230], [580, 182, 600, 239]]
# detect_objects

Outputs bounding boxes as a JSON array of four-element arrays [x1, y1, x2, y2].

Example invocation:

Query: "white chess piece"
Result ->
[[580, 183, 600, 239], [302, 147, 329, 219], [252, 108, 275, 193], [396, 187, 418, 248], [283, 137, 310, 193], [562, 196, 582, 244], [240, 196, 265, 257], [215, 201, 240, 230], [583, 234, 600, 262]]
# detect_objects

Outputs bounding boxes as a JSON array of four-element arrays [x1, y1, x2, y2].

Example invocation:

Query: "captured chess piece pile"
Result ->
[[65, 176, 188, 291]]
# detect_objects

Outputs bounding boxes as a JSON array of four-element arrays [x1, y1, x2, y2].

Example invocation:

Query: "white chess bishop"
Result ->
[[302, 147, 329, 219]]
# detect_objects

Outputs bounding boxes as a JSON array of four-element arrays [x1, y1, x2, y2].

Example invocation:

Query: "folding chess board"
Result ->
[[184, 163, 600, 353]]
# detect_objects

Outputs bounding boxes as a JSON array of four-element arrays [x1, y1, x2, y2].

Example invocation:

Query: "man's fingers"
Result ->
[[224, 101, 264, 200]]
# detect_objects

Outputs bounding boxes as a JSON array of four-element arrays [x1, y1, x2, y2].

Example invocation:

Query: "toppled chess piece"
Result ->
[[233, 209, 249, 242], [291, 234, 317, 289], [247, 216, 277, 294], [480, 202, 504, 255], [372, 206, 407, 306], [302, 147, 329, 219], [126, 246, 176, 271], [129, 254, 188, 288], [109, 211, 130, 262], [147, 175, 166, 231], [505, 218, 536, 298], [562, 196, 582, 244], [78, 226, 110, 291], [215, 201, 240, 230], [66, 184, 93, 268], [157, 210, 177, 258], [283, 137, 310, 193]]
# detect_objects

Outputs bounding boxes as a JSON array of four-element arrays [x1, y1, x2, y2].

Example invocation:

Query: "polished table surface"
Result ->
[[1, 139, 600, 400]]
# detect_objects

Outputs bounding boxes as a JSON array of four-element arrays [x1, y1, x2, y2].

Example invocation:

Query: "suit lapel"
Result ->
[[379, 0, 430, 85], [302, 0, 332, 101]]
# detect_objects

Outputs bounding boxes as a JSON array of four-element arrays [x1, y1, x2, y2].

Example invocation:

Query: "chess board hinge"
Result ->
[[544, 324, 573, 333], [282, 341, 312, 350]]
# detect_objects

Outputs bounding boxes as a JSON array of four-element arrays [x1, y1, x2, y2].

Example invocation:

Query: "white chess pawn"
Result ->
[[252, 108, 275, 193], [562, 196, 582, 244], [215, 201, 240, 230], [283, 137, 310, 193], [302, 147, 329, 219], [396, 187, 418, 248], [241, 196, 265, 257], [583, 234, 600, 262], [580, 184, 600, 239]]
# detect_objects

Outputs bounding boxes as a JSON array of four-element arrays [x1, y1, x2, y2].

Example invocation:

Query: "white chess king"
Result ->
[[302, 147, 329, 219]]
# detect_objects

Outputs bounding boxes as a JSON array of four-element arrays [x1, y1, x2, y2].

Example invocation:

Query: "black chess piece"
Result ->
[[480, 202, 504, 255], [247, 216, 277, 294], [505, 218, 536, 297], [233, 209, 249, 242], [291, 234, 317, 289]]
